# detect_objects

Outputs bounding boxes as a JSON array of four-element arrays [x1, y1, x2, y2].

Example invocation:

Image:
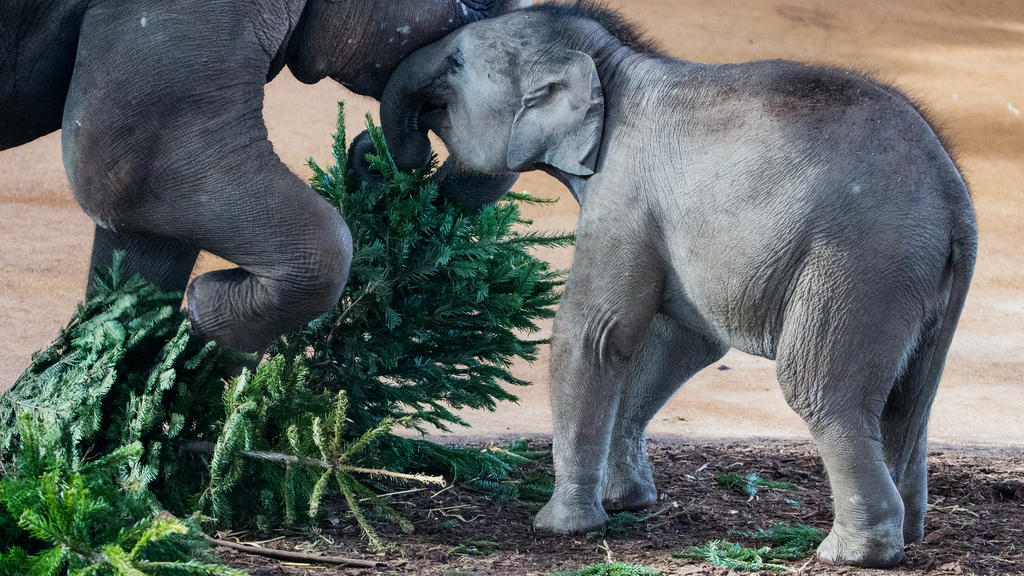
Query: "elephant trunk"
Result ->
[[380, 39, 450, 171]]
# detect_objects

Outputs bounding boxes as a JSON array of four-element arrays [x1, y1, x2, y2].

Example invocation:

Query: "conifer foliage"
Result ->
[[1, 416, 244, 576], [291, 107, 571, 437], [0, 104, 569, 573]]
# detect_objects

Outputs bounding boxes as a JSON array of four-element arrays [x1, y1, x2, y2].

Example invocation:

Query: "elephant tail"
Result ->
[[893, 226, 977, 481]]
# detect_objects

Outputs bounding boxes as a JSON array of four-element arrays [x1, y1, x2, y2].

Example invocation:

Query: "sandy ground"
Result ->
[[1, 0, 1021, 446]]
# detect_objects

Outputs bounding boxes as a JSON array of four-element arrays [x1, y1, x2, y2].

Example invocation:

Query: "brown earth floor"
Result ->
[[1, 0, 1023, 445], [215, 439, 1024, 576]]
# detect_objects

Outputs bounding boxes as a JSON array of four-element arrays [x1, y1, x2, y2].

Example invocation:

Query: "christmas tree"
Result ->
[[289, 107, 569, 439], [0, 104, 569, 571]]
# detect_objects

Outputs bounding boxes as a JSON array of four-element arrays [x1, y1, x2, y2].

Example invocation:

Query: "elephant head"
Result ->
[[380, 9, 603, 208], [287, 0, 527, 206], [287, 0, 529, 97]]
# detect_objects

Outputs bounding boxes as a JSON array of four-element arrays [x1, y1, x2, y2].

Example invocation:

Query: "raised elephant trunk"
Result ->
[[381, 37, 518, 210]]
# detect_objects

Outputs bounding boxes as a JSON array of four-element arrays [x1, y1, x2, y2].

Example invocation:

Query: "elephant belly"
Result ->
[[0, 0, 86, 150], [0, 89, 65, 150], [661, 227, 806, 361]]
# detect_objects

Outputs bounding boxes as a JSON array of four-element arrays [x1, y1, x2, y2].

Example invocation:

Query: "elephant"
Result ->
[[379, 2, 978, 568], [0, 0, 524, 352]]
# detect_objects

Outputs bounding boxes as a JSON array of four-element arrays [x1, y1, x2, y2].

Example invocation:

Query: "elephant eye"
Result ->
[[445, 50, 465, 75], [461, 0, 497, 12], [522, 84, 553, 107]]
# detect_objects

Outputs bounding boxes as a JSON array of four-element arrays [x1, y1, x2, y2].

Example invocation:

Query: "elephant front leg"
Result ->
[[533, 311, 623, 533], [68, 121, 352, 353], [61, 1, 353, 353], [178, 161, 353, 352], [534, 231, 664, 533], [603, 316, 727, 511], [87, 225, 199, 296]]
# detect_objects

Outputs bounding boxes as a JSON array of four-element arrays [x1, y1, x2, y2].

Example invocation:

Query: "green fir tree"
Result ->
[[1, 415, 244, 576], [288, 106, 571, 438], [0, 102, 570, 570]]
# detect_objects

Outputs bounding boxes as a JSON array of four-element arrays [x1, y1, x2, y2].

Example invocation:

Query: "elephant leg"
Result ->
[[602, 315, 726, 511], [69, 130, 351, 353], [881, 324, 942, 545], [173, 166, 351, 352], [776, 275, 918, 567], [86, 225, 199, 296], [69, 142, 351, 352], [533, 221, 664, 534], [61, 0, 352, 353]]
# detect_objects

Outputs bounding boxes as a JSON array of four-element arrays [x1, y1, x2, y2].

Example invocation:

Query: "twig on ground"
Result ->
[[239, 536, 285, 546], [358, 487, 427, 502], [431, 483, 456, 499], [599, 539, 614, 564], [208, 536, 387, 568]]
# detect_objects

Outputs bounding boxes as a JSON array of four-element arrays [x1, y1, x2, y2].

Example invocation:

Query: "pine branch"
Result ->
[[179, 441, 445, 486], [319, 280, 379, 354]]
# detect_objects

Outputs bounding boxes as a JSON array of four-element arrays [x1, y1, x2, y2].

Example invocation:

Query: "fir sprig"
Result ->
[[1, 417, 240, 576]]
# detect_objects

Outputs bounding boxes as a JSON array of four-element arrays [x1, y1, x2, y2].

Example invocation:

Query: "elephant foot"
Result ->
[[904, 525, 925, 547], [816, 522, 905, 568], [534, 490, 608, 534], [602, 466, 657, 512], [902, 511, 926, 545], [898, 485, 928, 545]]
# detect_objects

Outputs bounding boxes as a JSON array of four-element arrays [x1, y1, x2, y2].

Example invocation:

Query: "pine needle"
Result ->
[[715, 472, 797, 498], [732, 523, 826, 560], [678, 523, 826, 571], [553, 562, 661, 576], [676, 540, 792, 572]]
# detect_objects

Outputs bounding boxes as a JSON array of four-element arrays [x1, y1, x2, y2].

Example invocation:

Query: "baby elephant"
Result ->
[[381, 2, 977, 567]]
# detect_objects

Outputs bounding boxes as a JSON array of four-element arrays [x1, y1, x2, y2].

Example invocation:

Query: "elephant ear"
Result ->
[[506, 50, 604, 176]]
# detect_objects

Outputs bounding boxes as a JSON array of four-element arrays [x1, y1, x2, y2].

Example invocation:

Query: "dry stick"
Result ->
[[208, 536, 386, 568], [180, 440, 445, 485], [320, 282, 379, 355], [155, 513, 385, 569], [5, 397, 62, 415]]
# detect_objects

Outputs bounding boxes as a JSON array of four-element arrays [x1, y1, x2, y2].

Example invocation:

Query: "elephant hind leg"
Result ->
[[603, 315, 726, 512], [881, 322, 944, 545], [86, 225, 199, 296], [778, 343, 909, 567], [776, 276, 922, 568]]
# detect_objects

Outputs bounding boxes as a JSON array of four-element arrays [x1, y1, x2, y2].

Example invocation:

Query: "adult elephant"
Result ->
[[0, 0, 523, 351]]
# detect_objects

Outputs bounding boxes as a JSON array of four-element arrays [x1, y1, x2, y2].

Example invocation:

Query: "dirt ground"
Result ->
[[214, 439, 1024, 575], [1, 2, 1022, 442]]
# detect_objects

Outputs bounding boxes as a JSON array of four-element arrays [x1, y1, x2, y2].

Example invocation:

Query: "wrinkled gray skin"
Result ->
[[0, 0, 524, 351], [382, 7, 977, 568]]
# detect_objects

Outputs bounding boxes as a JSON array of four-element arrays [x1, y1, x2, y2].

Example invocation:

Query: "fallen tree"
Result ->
[[0, 105, 570, 573]]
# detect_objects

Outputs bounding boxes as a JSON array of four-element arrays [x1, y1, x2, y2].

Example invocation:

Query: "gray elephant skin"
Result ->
[[381, 2, 977, 568], [0, 0, 525, 351]]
